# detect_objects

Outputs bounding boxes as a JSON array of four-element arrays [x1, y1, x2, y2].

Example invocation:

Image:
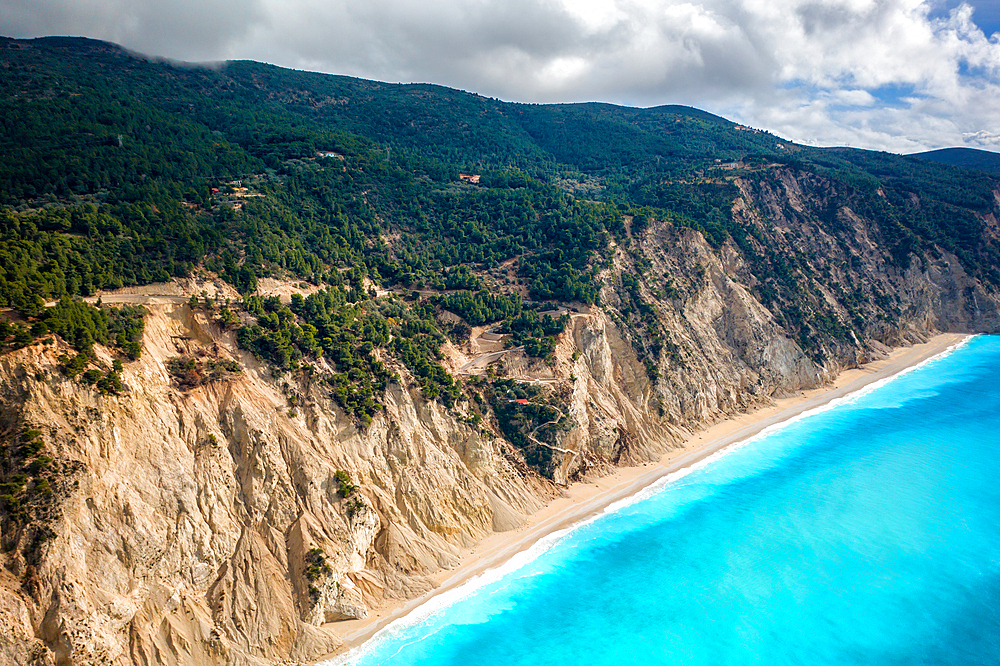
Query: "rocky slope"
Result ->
[[1, 169, 998, 666]]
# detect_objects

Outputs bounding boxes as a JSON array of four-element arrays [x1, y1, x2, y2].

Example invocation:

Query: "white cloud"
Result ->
[[557, 0, 626, 32], [829, 90, 878, 106], [3, 0, 1000, 153], [964, 130, 1000, 146]]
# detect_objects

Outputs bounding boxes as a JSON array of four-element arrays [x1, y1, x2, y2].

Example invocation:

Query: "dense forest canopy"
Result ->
[[2, 36, 998, 305], [909, 147, 1000, 176], [2, 36, 999, 456], [0, 38, 1000, 374]]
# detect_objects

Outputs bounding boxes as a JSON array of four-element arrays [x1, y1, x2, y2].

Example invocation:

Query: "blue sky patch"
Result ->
[[929, 1, 1000, 37]]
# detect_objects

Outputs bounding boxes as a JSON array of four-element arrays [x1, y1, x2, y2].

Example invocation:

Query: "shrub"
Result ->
[[334, 470, 357, 497], [304, 547, 332, 582]]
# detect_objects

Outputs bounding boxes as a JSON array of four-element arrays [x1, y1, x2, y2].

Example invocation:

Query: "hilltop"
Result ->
[[910, 146, 1000, 176]]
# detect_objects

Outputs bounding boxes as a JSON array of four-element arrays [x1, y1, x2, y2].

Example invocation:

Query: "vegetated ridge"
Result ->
[[909, 146, 1000, 176], [0, 36, 998, 665]]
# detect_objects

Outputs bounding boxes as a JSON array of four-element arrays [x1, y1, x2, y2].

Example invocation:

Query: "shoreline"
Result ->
[[321, 332, 969, 662]]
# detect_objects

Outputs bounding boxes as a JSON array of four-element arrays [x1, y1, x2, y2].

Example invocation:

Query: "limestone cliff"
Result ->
[[1, 168, 998, 665], [529, 168, 1000, 482], [0, 305, 549, 665]]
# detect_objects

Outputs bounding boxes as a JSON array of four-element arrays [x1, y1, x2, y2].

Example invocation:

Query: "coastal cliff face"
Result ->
[[529, 168, 1000, 482], [0, 305, 550, 665], [1, 170, 998, 666]]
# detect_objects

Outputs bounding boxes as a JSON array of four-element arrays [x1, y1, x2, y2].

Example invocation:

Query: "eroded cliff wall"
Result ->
[[1, 169, 998, 666]]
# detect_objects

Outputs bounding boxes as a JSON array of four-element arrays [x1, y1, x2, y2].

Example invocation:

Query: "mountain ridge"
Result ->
[[909, 146, 1000, 175]]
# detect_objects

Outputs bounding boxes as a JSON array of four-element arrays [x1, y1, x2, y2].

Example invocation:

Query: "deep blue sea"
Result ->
[[331, 336, 1000, 666]]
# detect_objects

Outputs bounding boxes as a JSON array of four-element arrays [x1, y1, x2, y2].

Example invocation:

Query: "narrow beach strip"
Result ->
[[323, 332, 970, 663]]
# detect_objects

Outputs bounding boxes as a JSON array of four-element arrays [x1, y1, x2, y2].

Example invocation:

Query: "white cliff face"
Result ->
[[0, 305, 548, 666], [1, 171, 998, 665], [0, 571, 50, 666], [493, 171, 1000, 484]]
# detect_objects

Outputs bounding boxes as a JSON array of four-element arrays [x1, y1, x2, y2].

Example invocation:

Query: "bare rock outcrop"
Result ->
[[0, 305, 547, 665]]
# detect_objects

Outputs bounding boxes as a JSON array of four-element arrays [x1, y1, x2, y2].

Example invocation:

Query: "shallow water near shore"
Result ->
[[332, 335, 1000, 666]]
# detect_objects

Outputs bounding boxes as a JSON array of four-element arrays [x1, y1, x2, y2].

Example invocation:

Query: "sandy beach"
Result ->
[[324, 332, 969, 661]]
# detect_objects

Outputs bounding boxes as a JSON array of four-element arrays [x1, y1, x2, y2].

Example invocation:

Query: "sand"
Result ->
[[324, 333, 970, 661]]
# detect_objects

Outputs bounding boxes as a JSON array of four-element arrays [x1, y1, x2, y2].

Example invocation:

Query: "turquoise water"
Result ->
[[333, 336, 1000, 666]]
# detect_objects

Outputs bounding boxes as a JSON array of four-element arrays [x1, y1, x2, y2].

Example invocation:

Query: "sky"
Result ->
[[3, 0, 1000, 154]]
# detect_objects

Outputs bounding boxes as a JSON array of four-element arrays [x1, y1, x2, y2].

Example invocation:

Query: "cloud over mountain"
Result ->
[[4, 0, 1000, 153]]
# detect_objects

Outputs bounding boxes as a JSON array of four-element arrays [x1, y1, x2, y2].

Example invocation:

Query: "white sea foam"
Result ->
[[590, 335, 974, 518], [322, 524, 576, 666], [323, 335, 974, 664]]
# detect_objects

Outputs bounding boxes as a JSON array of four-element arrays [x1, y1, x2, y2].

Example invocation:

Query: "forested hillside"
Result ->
[[1, 33, 998, 458], [910, 147, 1000, 176], [3, 36, 997, 307], [2, 34, 999, 441], [2, 35, 1000, 666]]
